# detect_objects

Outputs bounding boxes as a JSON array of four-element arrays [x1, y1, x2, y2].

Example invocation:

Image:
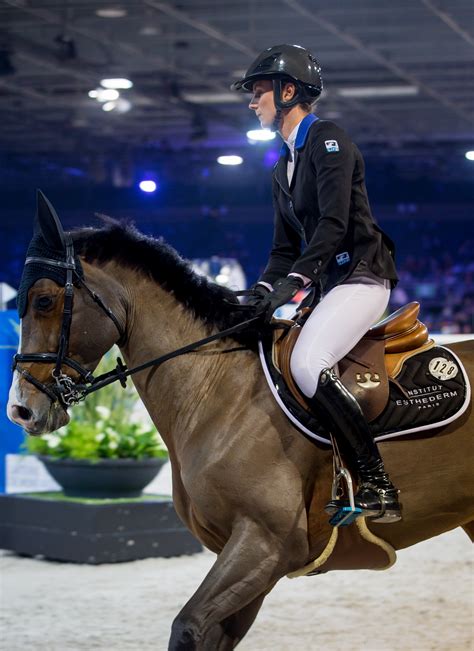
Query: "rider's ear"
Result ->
[[35, 189, 67, 251]]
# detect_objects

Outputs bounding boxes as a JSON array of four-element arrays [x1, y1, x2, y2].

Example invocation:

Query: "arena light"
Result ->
[[465, 150, 474, 161], [89, 88, 120, 102], [246, 129, 276, 142], [139, 180, 157, 193], [217, 155, 243, 166], [338, 85, 419, 98], [182, 92, 242, 104], [102, 101, 116, 112], [95, 7, 127, 18], [100, 77, 133, 89]]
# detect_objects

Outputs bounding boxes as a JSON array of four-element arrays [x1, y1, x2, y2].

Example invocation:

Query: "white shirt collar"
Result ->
[[284, 122, 300, 156]]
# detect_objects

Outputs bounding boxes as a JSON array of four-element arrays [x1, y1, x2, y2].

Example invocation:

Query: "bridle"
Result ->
[[13, 235, 126, 407], [13, 238, 262, 408]]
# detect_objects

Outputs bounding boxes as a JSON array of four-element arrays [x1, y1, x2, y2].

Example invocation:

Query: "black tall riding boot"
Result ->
[[308, 368, 401, 523]]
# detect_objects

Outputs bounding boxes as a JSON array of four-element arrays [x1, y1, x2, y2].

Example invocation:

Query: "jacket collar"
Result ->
[[279, 113, 319, 157]]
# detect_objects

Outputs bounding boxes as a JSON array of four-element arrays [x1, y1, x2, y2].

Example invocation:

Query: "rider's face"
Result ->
[[248, 80, 275, 129]]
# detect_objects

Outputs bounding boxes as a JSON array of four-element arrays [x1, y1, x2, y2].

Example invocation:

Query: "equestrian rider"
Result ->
[[232, 44, 401, 523]]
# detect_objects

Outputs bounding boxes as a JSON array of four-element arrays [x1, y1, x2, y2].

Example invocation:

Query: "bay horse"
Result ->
[[7, 196, 474, 650]]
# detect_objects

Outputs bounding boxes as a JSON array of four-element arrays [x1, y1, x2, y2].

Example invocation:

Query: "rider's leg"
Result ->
[[290, 276, 401, 522]]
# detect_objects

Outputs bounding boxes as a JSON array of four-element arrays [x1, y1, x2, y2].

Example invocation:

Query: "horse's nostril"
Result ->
[[16, 405, 33, 422]]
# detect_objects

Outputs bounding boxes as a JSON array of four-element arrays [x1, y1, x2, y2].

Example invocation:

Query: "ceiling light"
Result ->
[[217, 155, 243, 166], [247, 129, 275, 142], [182, 92, 242, 104], [96, 7, 127, 18], [101, 98, 131, 113], [465, 151, 474, 161], [337, 85, 419, 98], [90, 88, 120, 102], [100, 77, 133, 89], [139, 180, 157, 193]]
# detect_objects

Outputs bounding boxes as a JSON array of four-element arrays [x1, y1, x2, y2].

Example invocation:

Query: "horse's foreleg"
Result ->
[[168, 519, 308, 651], [196, 591, 268, 651]]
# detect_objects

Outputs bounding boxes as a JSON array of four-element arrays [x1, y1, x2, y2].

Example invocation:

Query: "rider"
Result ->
[[232, 44, 401, 523]]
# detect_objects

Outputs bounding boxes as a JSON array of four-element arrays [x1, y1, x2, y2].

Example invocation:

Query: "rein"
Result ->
[[13, 246, 265, 408], [63, 314, 262, 404]]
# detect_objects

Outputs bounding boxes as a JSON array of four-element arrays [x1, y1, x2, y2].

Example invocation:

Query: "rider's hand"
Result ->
[[246, 283, 271, 309], [263, 276, 304, 323]]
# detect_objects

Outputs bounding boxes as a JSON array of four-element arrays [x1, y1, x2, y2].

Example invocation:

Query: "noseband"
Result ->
[[13, 236, 126, 407]]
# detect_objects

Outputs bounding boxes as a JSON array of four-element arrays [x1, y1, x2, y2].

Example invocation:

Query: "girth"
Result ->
[[273, 302, 434, 422]]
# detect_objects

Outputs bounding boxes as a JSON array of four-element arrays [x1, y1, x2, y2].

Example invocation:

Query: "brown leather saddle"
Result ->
[[273, 301, 435, 422]]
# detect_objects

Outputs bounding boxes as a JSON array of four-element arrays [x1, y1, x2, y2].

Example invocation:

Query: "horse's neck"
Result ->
[[120, 273, 234, 450]]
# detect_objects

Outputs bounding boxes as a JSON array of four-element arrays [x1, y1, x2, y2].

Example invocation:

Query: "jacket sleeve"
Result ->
[[291, 123, 354, 283], [259, 182, 302, 285]]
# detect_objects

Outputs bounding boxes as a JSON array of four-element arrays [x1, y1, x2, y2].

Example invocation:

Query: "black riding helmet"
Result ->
[[231, 44, 323, 109]]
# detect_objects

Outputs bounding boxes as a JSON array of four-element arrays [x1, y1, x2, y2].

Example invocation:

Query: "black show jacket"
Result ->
[[259, 114, 398, 294]]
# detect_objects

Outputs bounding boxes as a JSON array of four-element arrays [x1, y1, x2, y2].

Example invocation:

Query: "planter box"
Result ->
[[0, 493, 202, 564]]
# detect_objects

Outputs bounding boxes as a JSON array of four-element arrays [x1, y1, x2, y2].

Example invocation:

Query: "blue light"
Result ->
[[139, 180, 157, 193]]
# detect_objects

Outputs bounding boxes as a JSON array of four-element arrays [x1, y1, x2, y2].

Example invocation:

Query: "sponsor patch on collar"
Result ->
[[336, 251, 350, 265], [325, 139, 339, 152]]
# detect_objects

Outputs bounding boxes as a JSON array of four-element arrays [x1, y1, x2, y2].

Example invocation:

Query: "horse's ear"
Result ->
[[34, 189, 67, 250]]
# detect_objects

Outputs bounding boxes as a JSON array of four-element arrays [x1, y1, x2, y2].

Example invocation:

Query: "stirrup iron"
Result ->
[[327, 435, 362, 527]]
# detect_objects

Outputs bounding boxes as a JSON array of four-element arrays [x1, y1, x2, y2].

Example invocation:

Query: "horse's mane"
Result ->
[[71, 217, 257, 347]]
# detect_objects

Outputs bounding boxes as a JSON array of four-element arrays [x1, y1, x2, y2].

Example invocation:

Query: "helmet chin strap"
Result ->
[[270, 78, 299, 132], [271, 107, 282, 132]]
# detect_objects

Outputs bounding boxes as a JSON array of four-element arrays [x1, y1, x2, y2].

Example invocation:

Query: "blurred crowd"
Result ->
[[390, 236, 473, 333], [2, 214, 472, 335]]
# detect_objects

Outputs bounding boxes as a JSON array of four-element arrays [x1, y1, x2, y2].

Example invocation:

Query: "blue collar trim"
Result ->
[[279, 114, 319, 156]]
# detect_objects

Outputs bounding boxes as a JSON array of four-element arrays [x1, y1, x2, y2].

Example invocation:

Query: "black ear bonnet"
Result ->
[[17, 191, 84, 318]]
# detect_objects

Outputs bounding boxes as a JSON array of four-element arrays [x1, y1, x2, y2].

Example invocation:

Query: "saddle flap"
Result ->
[[338, 338, 389, 421]]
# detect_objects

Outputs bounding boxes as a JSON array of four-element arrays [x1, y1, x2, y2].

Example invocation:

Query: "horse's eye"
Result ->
[[34, 295, 54, 311]]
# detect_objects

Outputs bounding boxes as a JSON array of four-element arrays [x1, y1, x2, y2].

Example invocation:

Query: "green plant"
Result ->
[[23, 348, 168, 461]]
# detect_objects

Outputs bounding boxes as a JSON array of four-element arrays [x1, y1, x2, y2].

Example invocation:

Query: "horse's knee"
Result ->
[[169, 616, 199, 651], [284, 530, 310, 574]]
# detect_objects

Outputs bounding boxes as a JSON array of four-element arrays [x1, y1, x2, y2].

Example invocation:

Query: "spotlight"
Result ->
[[465, 151, 474, 161], [100, 78, 133, 89], [139, 180, 157, 193], [101, 98, 131, 113], [247, 129, 275, 142], [96, 7, 127, 18], [217, 155, 243, 166]]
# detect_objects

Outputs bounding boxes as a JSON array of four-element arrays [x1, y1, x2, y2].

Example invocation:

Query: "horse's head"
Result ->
[[7, 191, 126, 435]]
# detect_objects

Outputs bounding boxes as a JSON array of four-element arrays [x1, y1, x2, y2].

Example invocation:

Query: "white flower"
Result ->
[[108, 441, 118, 450], [43, 433, 61, 449], [95, 406, 111, 419], [95, 433, 105, 442], [105, 428, 119, 439]]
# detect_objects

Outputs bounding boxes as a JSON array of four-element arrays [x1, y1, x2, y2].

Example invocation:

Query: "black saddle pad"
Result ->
[[259, 335, 470, 446]]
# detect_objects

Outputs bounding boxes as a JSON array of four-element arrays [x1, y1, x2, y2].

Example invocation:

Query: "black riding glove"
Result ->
[[263, 276, 304, 323], [246, 283, 271, 309]]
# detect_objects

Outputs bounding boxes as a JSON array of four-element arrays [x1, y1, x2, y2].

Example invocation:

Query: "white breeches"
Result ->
[[290, 276, 391, 397]]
